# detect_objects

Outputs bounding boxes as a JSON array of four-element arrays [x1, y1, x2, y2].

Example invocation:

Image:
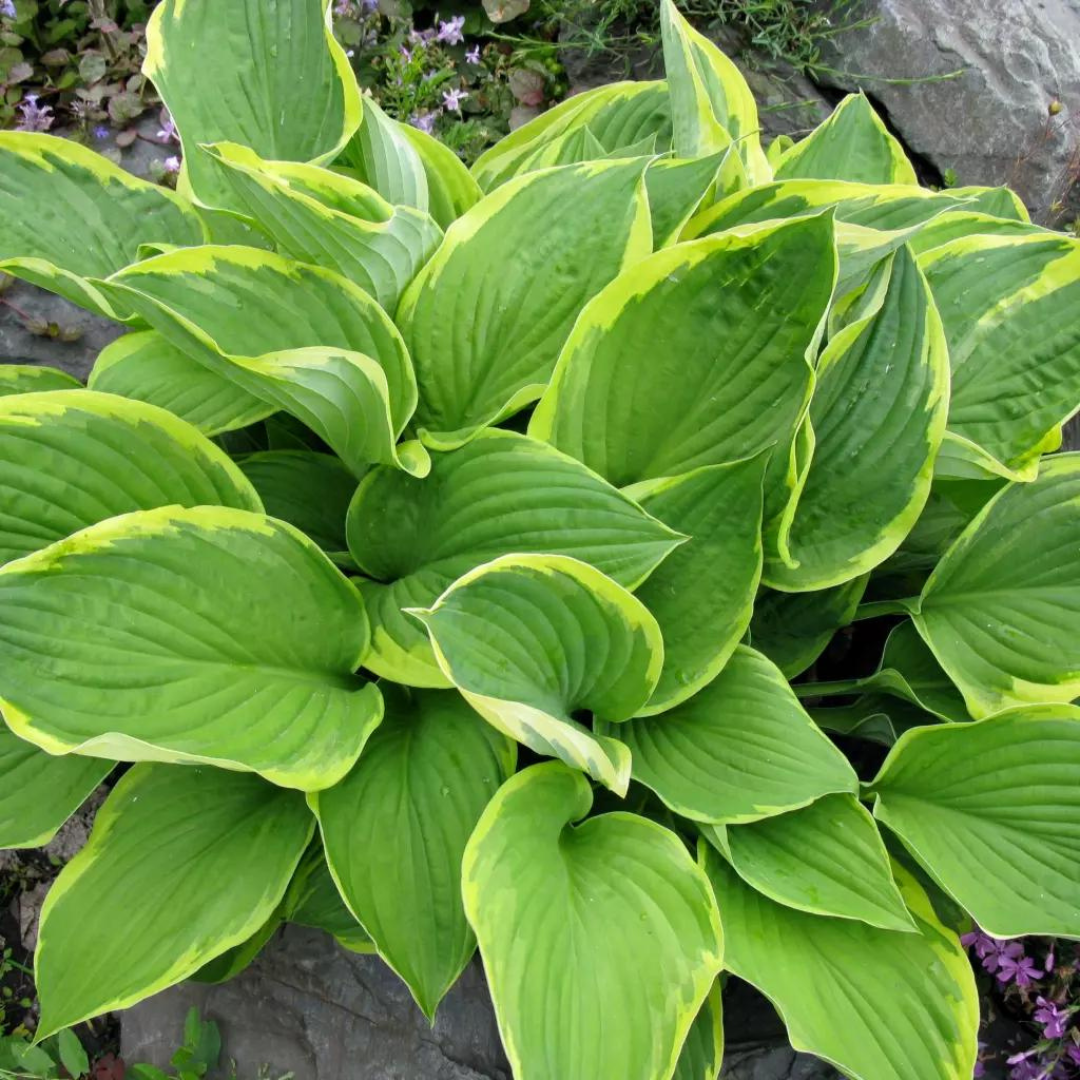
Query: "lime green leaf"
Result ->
[[614, 646, 857, 823], [767, 245, 949, 589], [631, 457, 765, 714], [659, 0, 769, 182], [463, 762, 724, 1080], [89, 331, 275, 436], [0, 506, 382, 791], [102, 245, 423, 477], [919, 232, 1080, 471], [144, 0, 361, 207], [35, 764, 314, 1038], [399, 122, 482, 228], [871, 706, 1080, 937], [203, 143, 442, 311], [645, 152, 728, 248], [346, 430, 682, 687], [236, 450, 356, 564], [397, 159, 651, 449], [410, 554, 663, 794], [284, 843, 373, 953], [775, 94, 917, 184], [0, 726, 111, 848], [906, 210, 1046, 256], [913, 454, 1080, 716], [673, 982, 723, 1080], [717, 794, 913, 930], [701, 845, 978, 1080], [335, 96, 428, 213], [312, 686, 514, 1018], [0, 132, 204, 318], [0, 389, 261, 567], [949, 185, 1029, 221], [749, 575, 868, 678], [530, 214, 834, 541], [687, 178, 967, 237], [0, 365, 80, 396], [192, 904, 284, 985]]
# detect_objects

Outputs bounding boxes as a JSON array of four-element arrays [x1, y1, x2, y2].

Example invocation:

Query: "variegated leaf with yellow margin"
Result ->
[[906, 453, 1080, 717], [408, 554, 663, 794], [765, 245, 950, 590], [462, 762, 724, 1080], [870, 706, 1080, 938], [34, 764, 314, 1038], [399, 121, 483, 228], [345, 430, 682, 688], [774, 93, 917, 185], [0, 365, 80, 396], [144, 0, 362, 208], [701, 843, 979, 1080], [396, 159, 652, 449], [919, 231, 1080, 475], [0, 506, 383, 791], [99, 245, 428, 477], [203, 142, 442, 311], [0, 132, 204, 318], [673, 982, 724, 1080]]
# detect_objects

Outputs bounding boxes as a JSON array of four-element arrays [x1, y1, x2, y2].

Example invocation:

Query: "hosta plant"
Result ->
[[0, 2, 1078, 1078]]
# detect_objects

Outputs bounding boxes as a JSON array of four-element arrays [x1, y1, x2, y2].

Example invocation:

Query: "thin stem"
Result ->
[[852, 597, 917, 622], [792, 678, 868, 699]]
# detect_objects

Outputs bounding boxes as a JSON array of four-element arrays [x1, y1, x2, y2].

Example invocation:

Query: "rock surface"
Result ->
[[816, 0, 1080, 222], [121, 930, 837, 1080]]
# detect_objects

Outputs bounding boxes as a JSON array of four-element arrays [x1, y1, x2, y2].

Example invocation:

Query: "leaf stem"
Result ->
[[852, 598, 917, 621]]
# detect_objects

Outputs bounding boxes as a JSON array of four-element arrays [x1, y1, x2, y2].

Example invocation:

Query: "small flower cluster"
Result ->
[[13, 93, 52, 133], [964, 930, 1080, 1079]]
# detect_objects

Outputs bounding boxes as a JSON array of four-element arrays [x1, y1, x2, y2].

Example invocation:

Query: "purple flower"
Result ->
[[156, 114, 177, 142], [1066, 1045, 1080, 1068], [436, 14, 465, 44], [163, 155, 181, 174], [1046, 945, 1056, 973], [15, 94, 53, 133], [981, 939, 1023, 974], [399, 45, 411, 61], [359, 0, 378, 11], [997, 948, 1042, 987], [409, 111, 437, 134], [333, 0, 351, 15], [465, 45, 480, 64], [442, 87, 467, 111], [973, 1061, 985, 1079], [1035, 997, 1072, 1040], [0, 0, 16, 19], [93, 124, 109, 140]]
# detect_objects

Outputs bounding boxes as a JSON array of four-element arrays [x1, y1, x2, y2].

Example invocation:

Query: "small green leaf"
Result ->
[[57, 1028, 90, 1078], [463, 762, 724, 1080], [0, 364, 80, 396], [35, 764, 313, 1039]]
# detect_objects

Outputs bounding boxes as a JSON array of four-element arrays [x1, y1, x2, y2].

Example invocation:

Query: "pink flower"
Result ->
[[163, 155, 181, 174]]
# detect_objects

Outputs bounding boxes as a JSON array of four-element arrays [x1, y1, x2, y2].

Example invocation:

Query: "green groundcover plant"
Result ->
[[0, 1, 1078, 1078]]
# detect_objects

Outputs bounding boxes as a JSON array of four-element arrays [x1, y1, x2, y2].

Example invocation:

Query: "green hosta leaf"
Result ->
[[950, 185, 1030, 220], [871, 706, 1080, 937], [410, 554, 663, 794], [470, 82, 671, 192], [0, 506, 382, 791], [701, 845, 978, 1080], [397, 159, 651, 449], [0, 726, 111, 848], [673, 983, 723, 1080], [767, 245, 949, 589], [710, 794, 913, 931], [0, 132, 204, 318], [346, 430, 682, 687], [0, 389, 261, 567], [906, 210, 1046, 256], [687, 178, 967, 236], [399, 123, 482, 229], [912, 454, 1080, 716], [193, 905, 285, 985], [463, 762, 724, 1080], [237, 450, 356, 564], [919, 232, 1080, 471], [631, 457, 765, 714], [103, 245, 425, 477], [35, 764, 313, 1038], [775, 94, 917, 185], [285, 845, 374, 954], [144, 0, 361, 207], [89, 331, 275, 436], [645, 152, 729, 248], [312, 686, 514, 1018], [613, 646, 857, 822], [336, 96, 428, 214], [659, 0, 769, 183], [203, 143, 442, 311], [749, 575, 868, 678], [530, 214, 834, 542], [0, 365, 80, 396]]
